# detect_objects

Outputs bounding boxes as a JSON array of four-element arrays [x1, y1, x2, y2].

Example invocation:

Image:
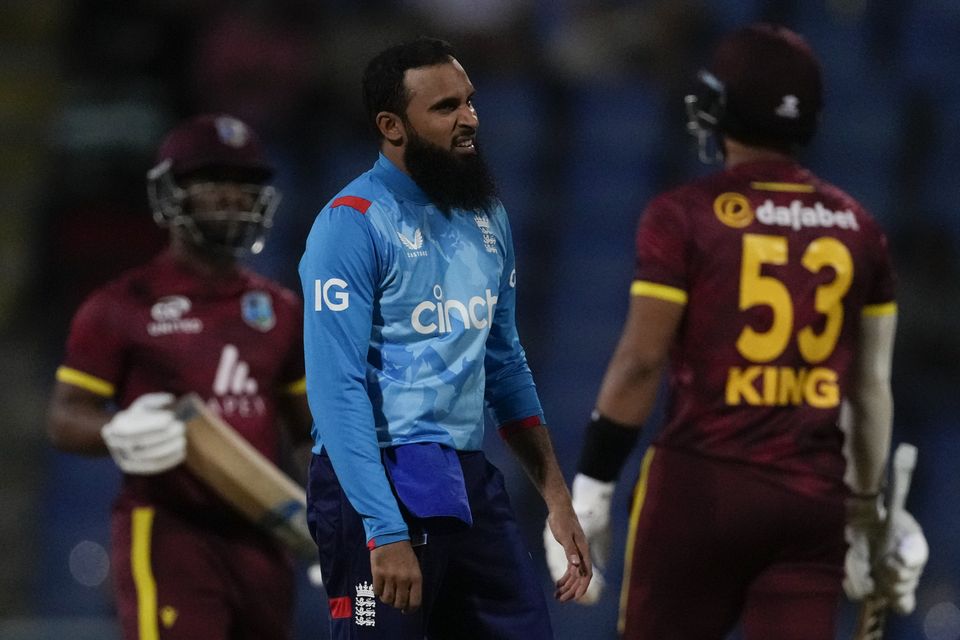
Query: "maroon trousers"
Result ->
[[620, 446, 846, 640], [110, 501, 294, 640]]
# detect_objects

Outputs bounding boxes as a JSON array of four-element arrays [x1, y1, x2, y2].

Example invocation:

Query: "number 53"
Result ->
[[737, 233, 853, 364]]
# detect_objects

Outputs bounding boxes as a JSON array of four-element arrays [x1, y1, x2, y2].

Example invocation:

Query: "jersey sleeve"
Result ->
[[863, 226, 897, 315], [277, 291, 307, 395], [298, 200, 408, 547], [632, 195, 691, 304], [55, 290, 125, 398], [483, 207, 545, 432]]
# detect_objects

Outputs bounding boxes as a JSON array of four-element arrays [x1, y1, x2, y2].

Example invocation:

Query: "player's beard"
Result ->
[[403, 127, 498, 215]]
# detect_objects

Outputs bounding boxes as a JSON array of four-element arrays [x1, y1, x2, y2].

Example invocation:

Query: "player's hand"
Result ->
[[370, 540, 422, 613], [844, 494, 929, 615], [544, 474, 611, 605], [101, 392, 186, 475], [874, 510, 928, 614]]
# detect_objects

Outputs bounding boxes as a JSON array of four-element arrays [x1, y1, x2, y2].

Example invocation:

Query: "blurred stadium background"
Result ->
[[1, 1, 958, 639]]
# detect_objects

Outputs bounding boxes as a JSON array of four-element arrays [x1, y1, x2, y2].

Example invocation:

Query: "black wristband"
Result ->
[[577, 413, 641, 482]]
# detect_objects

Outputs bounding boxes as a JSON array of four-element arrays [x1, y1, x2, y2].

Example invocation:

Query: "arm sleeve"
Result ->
[[299, 204, 408, 547], [634, 196, 691, 294], [278, 291, 307, 394], [56, 291, 125, 398], [484, 209, 545, 429]]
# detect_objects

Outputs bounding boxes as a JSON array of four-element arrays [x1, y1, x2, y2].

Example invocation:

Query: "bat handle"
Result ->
[[851, 443, 918, 640]]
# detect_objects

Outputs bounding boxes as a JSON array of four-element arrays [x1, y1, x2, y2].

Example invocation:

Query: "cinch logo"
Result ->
[[208, 344, 266, 418], [411, 285, 498, 335], [314, 278, 350, 311]]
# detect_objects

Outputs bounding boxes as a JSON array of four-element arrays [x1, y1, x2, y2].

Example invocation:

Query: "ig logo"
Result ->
[[314, 279, 350, 311]]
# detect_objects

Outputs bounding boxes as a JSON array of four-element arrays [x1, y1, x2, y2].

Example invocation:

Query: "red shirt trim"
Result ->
[[498, 415, 544, 440], [328, 596, 352, 619], [331, 196, 372, 214]]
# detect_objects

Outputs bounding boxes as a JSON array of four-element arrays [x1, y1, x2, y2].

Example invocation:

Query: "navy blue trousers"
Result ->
[[307, 450, 553, 639]]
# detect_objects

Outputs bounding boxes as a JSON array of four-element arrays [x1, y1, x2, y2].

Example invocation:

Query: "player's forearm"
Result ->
[[846, 382, 893, 495], [594, 349, 663, 427], [47, 406, 110, 455], [504, 425, 573, 513], [46, 384, 111, 455], [846, 312, 896, 495]]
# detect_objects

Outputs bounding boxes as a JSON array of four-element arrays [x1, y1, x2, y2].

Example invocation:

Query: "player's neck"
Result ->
[[169, 239, 238, 278], [722, 138, 793, 168]]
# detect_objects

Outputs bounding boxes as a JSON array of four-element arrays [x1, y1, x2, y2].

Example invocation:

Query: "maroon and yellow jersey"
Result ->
[[56, 249, 306, 519], [634, 159, 895, 497]]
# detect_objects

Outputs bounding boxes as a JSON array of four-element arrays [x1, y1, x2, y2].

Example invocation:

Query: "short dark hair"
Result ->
[[362, 37, 458, 138]]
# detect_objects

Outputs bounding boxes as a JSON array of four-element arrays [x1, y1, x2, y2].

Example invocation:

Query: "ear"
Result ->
[[376, 112, 405, 146]]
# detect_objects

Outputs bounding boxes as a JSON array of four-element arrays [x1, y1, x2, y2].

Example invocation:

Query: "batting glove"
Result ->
[[544, 473, 614, 604], [874, 510, 928, 614], [101, 392, 186, 475], [844, 494, 929, 615]]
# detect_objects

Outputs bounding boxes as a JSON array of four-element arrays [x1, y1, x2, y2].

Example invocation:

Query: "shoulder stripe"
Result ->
[[862, 302, 897, 317], [750, 181, 815, 193], [56, 366, 115, 397], [283, 377, 307, 395], [630, 280, 688, 305], [330, 196, 372, 214]]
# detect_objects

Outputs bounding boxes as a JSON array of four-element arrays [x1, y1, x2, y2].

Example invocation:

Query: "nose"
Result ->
[[458, 103, 478, 129], [217, 183, 254, 211]]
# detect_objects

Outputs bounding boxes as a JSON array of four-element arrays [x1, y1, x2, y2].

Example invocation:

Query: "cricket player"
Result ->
[[543, 23, 928, 639], [299, 37, 591, 639], [47, 113, 313, 639]]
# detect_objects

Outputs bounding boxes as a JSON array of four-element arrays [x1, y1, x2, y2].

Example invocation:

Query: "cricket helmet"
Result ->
[[147, 114, 280, 256], [685, 23, 823, 162]]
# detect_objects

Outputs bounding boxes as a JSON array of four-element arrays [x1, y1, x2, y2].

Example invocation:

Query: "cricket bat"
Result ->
[[852, 443, 918, 640], [174, 393, 317, 561]]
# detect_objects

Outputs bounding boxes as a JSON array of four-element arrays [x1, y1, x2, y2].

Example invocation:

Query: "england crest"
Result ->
[[241, 291, 276, 332]]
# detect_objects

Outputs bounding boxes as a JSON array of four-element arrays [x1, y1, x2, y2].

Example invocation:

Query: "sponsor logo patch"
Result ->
[[713, 193, 860, 232], [148, 296, 203, 336], [207, 344, 265, 418], [241, 291, 276, 332], [355, 581, 376, 627], [411, 285, 498, 335], [474, 213, 498, 254], [314, 278, 350, 311], [398, 229, 427, 257]]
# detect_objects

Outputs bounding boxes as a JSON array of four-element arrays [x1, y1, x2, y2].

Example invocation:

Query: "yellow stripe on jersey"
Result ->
[[55, 366, 115, 397], [750, 181, 815, 193], [618, 448, 656, 635], [862, 302, 897, 317], [630, 280, 688, 305], [284, 377, 307, 395], [132, 507, 159, 640]]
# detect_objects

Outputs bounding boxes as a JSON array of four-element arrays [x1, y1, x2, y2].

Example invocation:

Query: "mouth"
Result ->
[[453, 136, 476, 154]]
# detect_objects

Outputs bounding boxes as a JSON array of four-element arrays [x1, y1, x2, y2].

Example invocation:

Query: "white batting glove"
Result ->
[[874, 510, 928, 614], [844, 494, 884, 602], [844, 495, 929, 615], [101, 392, 186, 475], [544, 473, 614, 604], [307, 563, 324, 589]]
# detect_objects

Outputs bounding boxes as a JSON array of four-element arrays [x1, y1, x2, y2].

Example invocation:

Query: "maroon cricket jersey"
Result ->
[[634, 160, 895, 497], [58, 249, 306, 523]]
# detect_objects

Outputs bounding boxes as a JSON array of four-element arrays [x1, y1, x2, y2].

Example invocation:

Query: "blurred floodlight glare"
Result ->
[[924, 601, 960, 640], [68, 540, 110, 588]]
